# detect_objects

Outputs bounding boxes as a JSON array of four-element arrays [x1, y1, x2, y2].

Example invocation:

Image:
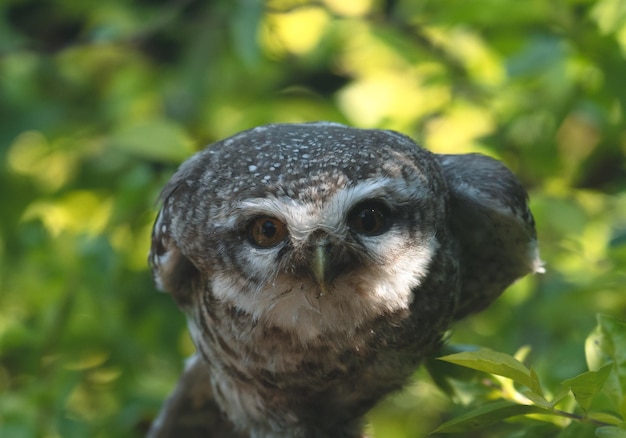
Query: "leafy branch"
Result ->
[[430, 314, 626, 436]]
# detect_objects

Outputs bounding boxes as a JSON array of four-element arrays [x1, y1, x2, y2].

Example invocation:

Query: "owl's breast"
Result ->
[[185, 237, 460, 432], [190, 295, 433, 434]]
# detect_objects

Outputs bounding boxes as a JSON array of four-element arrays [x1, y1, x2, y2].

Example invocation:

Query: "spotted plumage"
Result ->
[[148, 122, 542, 437]]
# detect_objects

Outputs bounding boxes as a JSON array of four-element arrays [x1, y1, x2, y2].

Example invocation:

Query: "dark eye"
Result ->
[[347, 201, 392, 236], [247, 217, 288, 248]]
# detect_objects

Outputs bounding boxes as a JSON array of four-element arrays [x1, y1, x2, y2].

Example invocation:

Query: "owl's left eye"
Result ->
[[247, 217, 288, 248], [347, 201, 393, 236]]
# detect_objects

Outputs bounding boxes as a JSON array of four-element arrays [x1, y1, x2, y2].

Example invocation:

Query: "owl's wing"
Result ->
[[437, 154, 544, 319], [147, 354, 245, 438]]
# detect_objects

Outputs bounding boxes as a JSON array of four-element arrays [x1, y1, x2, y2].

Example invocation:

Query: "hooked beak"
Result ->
[[311, 243, 332, 297]]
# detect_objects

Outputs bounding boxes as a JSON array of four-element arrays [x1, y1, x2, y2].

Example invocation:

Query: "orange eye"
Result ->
[[247, 217, 288, 248], [348, 201, 392, 236]]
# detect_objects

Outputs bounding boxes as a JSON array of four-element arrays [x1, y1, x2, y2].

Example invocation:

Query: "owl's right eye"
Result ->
[[247, 217, 288, 248]]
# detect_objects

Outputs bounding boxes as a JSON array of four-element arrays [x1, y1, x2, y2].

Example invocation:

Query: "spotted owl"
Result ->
[[148, 122, 543, 437]]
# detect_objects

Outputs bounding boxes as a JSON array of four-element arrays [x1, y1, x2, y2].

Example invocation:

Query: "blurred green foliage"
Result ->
[[1, 0, 625, 437]]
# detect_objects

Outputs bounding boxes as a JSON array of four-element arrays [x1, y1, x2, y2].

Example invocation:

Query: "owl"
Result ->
[[147, 122, 543, 437]]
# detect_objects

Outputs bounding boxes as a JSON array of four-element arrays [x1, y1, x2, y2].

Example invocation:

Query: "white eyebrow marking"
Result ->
[[235, 177, 403, 240]]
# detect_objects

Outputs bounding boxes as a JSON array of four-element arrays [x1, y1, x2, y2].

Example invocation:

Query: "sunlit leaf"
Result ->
[[530, 368, 545, 398], [109, 119, 195, 163], [585, 315, 626, 416], [550, 385, 574, 408], [432, 400, 557, 433], [588, 412, 624, 427], [522, 389, 553, 409], [438, 349, 543, 395], [561, 363, 613, 413], [425, 345, 482, 400], [22, 191, 113, 237]]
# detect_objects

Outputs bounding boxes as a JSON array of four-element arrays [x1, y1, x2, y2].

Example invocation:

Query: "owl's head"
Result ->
[[150, 123, 541, 342], [151, 123, 448, 341]]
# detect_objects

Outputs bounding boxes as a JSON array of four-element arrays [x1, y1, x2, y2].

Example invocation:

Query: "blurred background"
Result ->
[[1, 0, 625, 437]]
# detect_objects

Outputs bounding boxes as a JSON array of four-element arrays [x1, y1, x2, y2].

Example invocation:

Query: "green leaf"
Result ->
[[424, 356, 458, 400], [431, 400, 557, 433], [556, 421, 598, 438], [425, 345, 482, 400], [438, 348, 542, 395], [109, 119, 195, 163], [588, 411, 624, 426], [585, 314, 626, 416], [561, 363, 613, 413], [511, 422, 563, 438], [550, 385, 574, 407], [230, 0, 263, 67], [596, 426, 626, 438], [521, 389, 553, 409], [530, 367, 546, 398]]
